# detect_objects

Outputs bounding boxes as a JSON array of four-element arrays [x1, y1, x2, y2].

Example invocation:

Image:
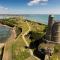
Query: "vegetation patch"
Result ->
[[12, 36, 30, 60]]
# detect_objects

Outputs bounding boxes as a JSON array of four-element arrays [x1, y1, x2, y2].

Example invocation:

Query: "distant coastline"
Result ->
[[0, 14, 60, 24]]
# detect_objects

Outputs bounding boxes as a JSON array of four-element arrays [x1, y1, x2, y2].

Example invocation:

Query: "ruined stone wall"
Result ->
[[51, 22, 60, 43]]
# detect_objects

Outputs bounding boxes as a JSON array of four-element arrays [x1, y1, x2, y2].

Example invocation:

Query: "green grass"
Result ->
[[0, 17, 47, 60], [28, 21, 46, 32], [17, 20, 29, 34], [38, 43, 60, 60], [12, 35, 30, 60], [11, 20, 31, 60], [1, 17, 31, 60], [54, 44, 60, 53], [11, 19, 32, 60], [11, 19, 46, 60], [50, 54, 60, 60], [25, 21, 46, 42]]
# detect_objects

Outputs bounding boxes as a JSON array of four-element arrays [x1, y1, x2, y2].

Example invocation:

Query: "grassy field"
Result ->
[[11, 19, 31, 60], [1, 17, 60, 60], [12, 35, 30, 60], [38, 43, 60, 60], [25, 21, 46, 42], [27, 20, 46, 32], [0, 17, 31, 60], [10, 18, 42, 60], [11, 18, 44, 60], [50, 54, 60, 60]]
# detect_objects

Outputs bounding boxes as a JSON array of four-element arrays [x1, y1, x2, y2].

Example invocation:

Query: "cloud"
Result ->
[[0, 6, 9, 14], [0, 6, 8, 10], [0, 6, 23, 14], [27, 0, 48, 6]]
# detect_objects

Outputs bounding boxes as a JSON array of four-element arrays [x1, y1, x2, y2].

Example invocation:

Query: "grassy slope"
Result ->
[[25, 21, 46, 45], [12, 35, 30, 60], [2, 17, 59, 60], [11, 18, 60, 60], [28, 21, 46, 32], [0, 18, 31, 60], [11, 18, 45, 60], [11, 19, 31, 60], [38, 43, 60, 60]]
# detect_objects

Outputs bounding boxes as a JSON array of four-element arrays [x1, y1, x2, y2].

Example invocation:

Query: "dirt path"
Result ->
[[22, 21, 33, 55], [22, 21, 40, 60]]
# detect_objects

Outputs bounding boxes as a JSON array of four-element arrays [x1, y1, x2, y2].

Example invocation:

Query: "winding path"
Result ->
[[22, 21, 40, 60], [22, 21, 33, 55]]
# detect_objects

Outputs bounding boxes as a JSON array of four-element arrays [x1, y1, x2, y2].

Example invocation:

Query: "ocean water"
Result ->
[[0, 14, 60, 24], [0, 26, 11, 43], [22, 14, 60, 24]]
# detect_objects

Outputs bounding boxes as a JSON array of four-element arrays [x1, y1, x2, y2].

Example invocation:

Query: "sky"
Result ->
[[0, 0, 60, 14]]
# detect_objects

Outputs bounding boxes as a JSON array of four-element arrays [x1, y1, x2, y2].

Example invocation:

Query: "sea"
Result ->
[[0, 25, 11, 43], [0, 14, 60, 24]]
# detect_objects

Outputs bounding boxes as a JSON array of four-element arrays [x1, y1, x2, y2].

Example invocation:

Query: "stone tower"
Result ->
[[51, 22, 60, 43], [46, 15, 55, 41]]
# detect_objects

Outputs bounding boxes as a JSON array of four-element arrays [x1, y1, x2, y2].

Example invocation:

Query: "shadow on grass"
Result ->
[[29, 40, 41, 49], [25, 31, 46, 60], [33, 48, 45, 60], [29, 38, 46, 60], [29, 38, 44, 49]]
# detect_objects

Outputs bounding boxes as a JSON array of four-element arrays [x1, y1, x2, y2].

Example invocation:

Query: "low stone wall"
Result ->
[[2, 27, 16, 60]]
